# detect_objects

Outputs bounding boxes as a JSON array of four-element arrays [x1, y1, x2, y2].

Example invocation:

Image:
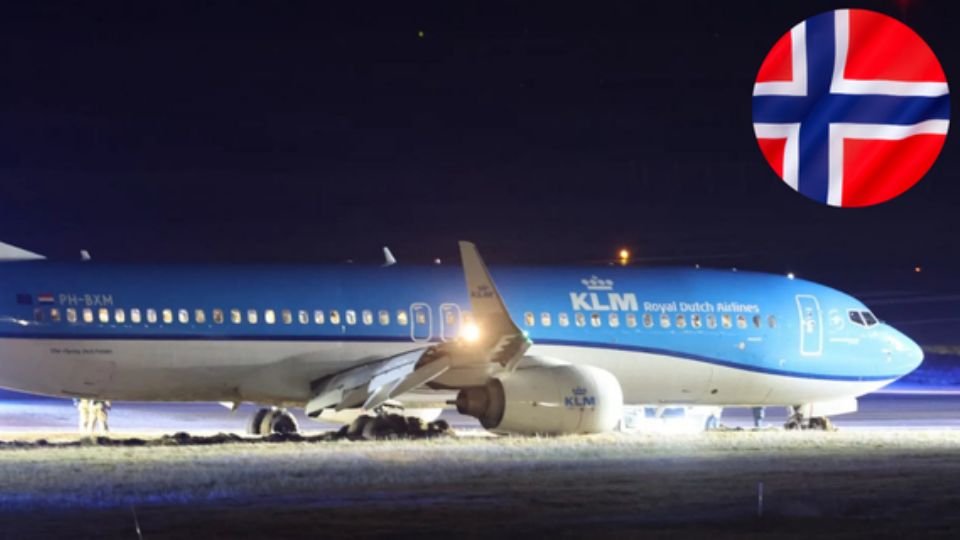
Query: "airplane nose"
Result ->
[[884, 325, 924, 376]]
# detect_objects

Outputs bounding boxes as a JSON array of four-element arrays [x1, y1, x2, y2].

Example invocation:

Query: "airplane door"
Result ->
[[439, 303, 461, 341], [795, 295, 823, 356], [410, 303, 432, 342]]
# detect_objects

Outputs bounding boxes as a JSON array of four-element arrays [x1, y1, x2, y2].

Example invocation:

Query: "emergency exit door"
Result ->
[[439, 303, 461, 341], [795, 295, 823, 356], [410, 303, 432, 342]]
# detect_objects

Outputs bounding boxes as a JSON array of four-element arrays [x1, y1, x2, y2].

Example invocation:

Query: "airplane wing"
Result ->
[[305, 241, 530, 416]]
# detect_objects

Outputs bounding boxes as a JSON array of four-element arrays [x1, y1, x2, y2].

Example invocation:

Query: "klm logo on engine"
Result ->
[[570, 275, 638, 312], [564, 385, 596, 408]]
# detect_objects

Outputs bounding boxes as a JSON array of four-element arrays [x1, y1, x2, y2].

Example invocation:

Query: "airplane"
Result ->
[[0, 240, 923, 437]]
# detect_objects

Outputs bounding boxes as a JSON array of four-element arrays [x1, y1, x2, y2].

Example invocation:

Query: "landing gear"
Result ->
[[343, 413, 451, 441], [247, 407, 300, 436], [784, 405, 835, 431]]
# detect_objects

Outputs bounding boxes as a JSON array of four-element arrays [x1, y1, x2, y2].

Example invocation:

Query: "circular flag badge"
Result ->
[[752, 9, 950, 207]]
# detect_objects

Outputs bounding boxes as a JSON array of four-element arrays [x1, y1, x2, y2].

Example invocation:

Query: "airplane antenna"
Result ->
[[80, 249, 92, 261], [382, 247, 397, 267]]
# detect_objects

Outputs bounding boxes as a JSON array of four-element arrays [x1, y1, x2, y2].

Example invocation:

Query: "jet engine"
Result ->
[[454, 364, 623, 435]]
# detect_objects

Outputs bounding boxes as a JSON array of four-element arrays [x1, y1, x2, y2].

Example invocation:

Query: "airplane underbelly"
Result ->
[[0, 338, 415, 403], [526, 344, 889, 406]]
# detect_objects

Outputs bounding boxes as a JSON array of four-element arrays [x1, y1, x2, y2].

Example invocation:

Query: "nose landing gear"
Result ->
[[784, 405, 836, 431], [247, 407, 300, 435]]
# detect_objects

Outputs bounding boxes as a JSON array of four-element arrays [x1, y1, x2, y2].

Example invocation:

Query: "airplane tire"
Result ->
[[247, 408, 271, 435], [346, 415, 373, 440], [808, 417, 834, 431], [362, 415, 403, 440], [269, 410, 300, 435]]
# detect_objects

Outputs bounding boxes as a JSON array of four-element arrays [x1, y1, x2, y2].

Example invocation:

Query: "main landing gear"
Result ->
[[784, 405, 835, 431], [247, 407, 300, 436], [343, 403, 451, 441]]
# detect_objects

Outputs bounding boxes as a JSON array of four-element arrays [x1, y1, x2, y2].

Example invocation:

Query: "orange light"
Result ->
[[618, 249, 630, 260], [461, 323, 480, 342], [914, 266, 922, 273]]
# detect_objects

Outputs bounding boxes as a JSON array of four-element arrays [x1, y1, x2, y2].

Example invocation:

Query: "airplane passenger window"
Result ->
[[768, 315, 777, 328], [33, 309, 44, 323], [396, 310, 408, 326], [147, 309, 158, 324], [691, 314, 702, 329], [524, 312, 535, 326], [541, 312, 551, 327], [626, 314, 637, 328], [444, 310, 455, 326], [282, 309, 293, 325], [707, 314, 717, 329], [114, 308, 126, 324], [660, 313, 671, 328], [575, 313, 586, 327], [753, 315, 761, 328], [345, 310, 356, 325], [609, 313, 619, 328], [298, 310, 309, 325], [862, 311, 878, 326], [329, 310, 341, 325], [379, 310, 390, 325], [195, 309, 206, 324], [736, 315, 747, 329], [721, 314, 731, 329], [130, 308, 142, 324], [643, 313, 653, 328], [264, 309, 276, 324], [99, 308, 110, 324], [83, 308, 94, 323], [66, 308, 77, 324], [178, 309, 189, 324], [676, 314, 687, 329], [314, 310, 325, 324], [213, 309, 224, 324], [849, 311, 864, 326], [163, 309, 173, 324], [590, 313, 601, 327], [230, 309, 241, 324], [558, 312, 569, 327], [415, 311, 425, 325], [247, 309, 258, 324], [362, 310, 373, 325], [50, 308, 61, 323]]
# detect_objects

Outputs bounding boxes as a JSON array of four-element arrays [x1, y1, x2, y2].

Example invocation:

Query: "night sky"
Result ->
[[1, 1, 958, 339]]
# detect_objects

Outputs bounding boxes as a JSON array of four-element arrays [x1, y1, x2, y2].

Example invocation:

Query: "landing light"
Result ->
[[461, 323, 480, 342]]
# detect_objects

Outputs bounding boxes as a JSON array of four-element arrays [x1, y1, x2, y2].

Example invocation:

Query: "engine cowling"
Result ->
[[454, 364, 623, 435]]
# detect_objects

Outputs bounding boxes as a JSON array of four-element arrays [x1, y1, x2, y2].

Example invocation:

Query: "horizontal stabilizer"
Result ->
[[0, 242, 45, 261]]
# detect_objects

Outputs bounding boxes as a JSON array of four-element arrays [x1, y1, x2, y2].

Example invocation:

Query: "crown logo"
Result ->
[[581, 275, 613, 291], [572, 386, 588, 396]]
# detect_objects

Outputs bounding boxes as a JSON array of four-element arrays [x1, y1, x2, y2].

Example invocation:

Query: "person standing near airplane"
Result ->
[[74, 398, 92, 433], [88, 400, 111, 434]]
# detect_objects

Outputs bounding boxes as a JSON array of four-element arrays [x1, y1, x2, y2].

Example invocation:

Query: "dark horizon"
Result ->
[[1, 0, 958, 340]]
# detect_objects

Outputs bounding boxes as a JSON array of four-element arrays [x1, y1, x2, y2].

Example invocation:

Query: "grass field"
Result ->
[[1, 430, 960, 538]]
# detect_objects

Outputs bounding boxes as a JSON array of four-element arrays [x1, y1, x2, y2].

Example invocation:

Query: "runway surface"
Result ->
[[2, 390, 959, 436]]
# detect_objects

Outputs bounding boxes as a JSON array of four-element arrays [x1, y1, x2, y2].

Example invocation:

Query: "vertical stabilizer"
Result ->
[[0, 242, 45, 261]]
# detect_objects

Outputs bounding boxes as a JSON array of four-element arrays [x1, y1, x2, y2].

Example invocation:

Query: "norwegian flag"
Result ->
[[753, 9, 950, 207]]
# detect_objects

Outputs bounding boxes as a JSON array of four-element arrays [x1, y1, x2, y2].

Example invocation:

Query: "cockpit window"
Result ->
[[849, 311, 864, 326], [862, 311, 878, 326]]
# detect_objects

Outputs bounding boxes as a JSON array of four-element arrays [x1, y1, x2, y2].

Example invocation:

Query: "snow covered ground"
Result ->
[[1, 430, 959, 538]]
